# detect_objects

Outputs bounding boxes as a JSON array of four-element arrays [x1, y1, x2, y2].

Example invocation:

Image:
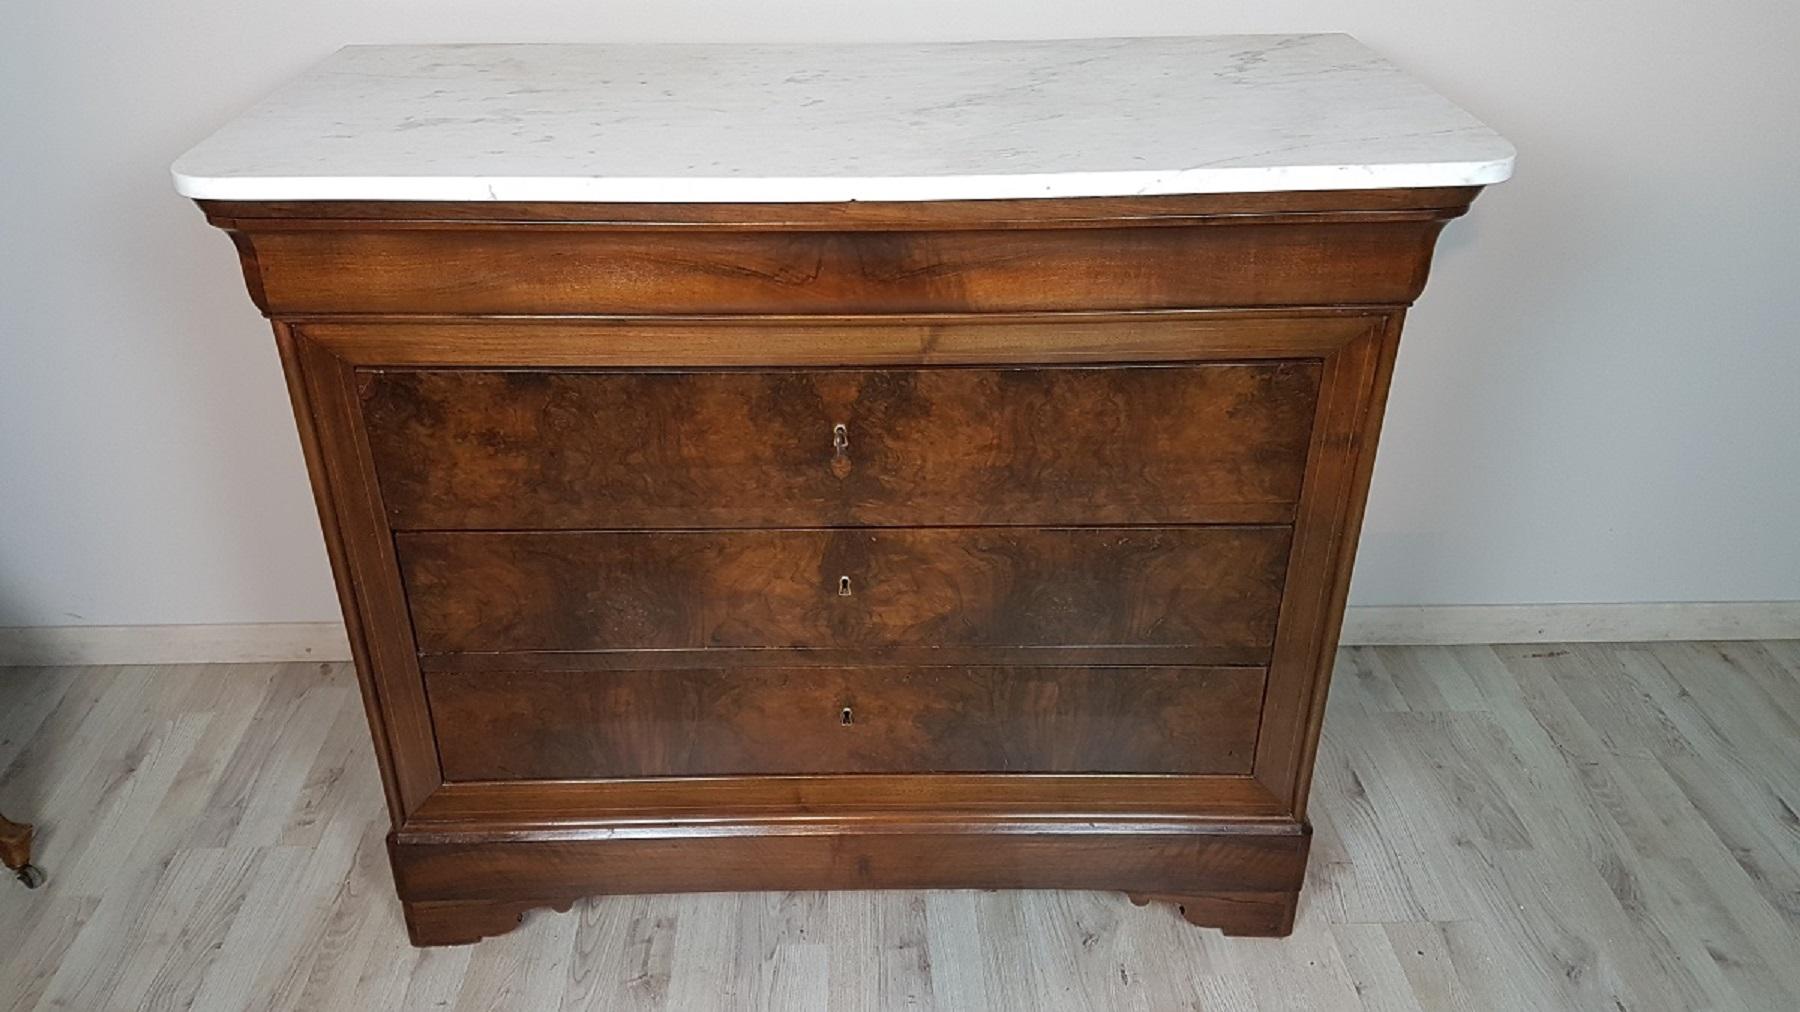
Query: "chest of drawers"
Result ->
[[176, 37, 1510, 945]]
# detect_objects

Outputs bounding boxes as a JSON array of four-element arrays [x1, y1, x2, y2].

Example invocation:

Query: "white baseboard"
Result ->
[[1338, 602, 1800, 646], [2, 603, 1796, 667], [0, 622, 352, 667]]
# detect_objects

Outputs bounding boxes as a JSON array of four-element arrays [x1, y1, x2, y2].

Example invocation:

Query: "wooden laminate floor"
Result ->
[[2, 642, 1799, 1010]]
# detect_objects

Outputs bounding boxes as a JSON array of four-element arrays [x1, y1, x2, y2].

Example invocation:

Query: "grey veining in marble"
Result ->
[[172, 35, 1515, 202]]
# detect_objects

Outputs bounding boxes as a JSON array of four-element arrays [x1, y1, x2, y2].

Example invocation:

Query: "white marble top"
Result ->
[[172, 35, 1514, 203]]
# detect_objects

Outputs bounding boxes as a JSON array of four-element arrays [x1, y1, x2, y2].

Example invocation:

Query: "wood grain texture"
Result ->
[[423, 665, 1267, 779], [387, 825, 1312, 946], [363, 362, 1321, 530], [206, 190, 1476, 319], [400, 897, 578, 949], [304, 312, 1376, 369], [6, 644, 1799, 1007], [1254, 322, 1395, 816], [189, 189, 1488, 950], [290, 338, 442, 819], [1127, 889, 1301, 937], [230, 220, 1453, 316], [410, 774, 1289, 826], [397, 526, 1292, 661], [272, 323, 407, 823]]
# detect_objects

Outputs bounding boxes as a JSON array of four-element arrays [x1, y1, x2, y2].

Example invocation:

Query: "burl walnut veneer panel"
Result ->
[[397, 526, 1291, 662], [362, 362, 1321, 530], [424, 664, 1268, 780]]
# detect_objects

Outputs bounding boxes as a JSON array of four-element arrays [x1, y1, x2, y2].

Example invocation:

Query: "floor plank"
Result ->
[[3, 643, 1799, 1010]]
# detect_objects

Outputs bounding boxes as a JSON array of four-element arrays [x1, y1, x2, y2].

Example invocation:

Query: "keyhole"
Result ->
[[828, 423, 853, 479], [838, 575, 853, 596], [840, 707, 854, 726]]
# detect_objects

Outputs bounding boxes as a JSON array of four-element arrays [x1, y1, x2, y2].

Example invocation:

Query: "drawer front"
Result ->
[[425, 665, 1267, 779], [399, 526, 1291, 662], [363, 362, 1321, 529]]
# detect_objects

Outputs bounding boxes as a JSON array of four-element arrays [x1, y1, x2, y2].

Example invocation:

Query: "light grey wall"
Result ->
[[3, 2, 1797, 627]]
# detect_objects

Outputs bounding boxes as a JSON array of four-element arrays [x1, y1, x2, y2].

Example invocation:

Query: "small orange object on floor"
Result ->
[[0, 814, 44, 888]]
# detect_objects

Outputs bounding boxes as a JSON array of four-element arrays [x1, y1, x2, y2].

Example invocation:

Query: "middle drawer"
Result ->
[[399, 526, 1292, 665]]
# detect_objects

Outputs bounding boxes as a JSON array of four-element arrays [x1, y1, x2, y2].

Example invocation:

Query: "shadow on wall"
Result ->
[[0, 581, 28, 630]]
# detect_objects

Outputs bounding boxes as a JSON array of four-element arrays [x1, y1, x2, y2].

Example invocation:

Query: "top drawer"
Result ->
[[362, 362, 1321, 529]]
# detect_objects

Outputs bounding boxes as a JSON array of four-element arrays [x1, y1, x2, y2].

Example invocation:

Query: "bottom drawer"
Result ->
[[425, 665, 1267, 780]]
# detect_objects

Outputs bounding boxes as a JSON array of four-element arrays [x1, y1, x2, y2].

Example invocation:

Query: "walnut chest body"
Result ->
[[195, 185, 1484, 944]]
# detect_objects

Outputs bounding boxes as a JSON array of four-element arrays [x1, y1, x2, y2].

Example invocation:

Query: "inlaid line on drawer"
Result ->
[[423, 665, 1269, 780], [362, 361, 1321, 530], [397, 525, 1293, 660]]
